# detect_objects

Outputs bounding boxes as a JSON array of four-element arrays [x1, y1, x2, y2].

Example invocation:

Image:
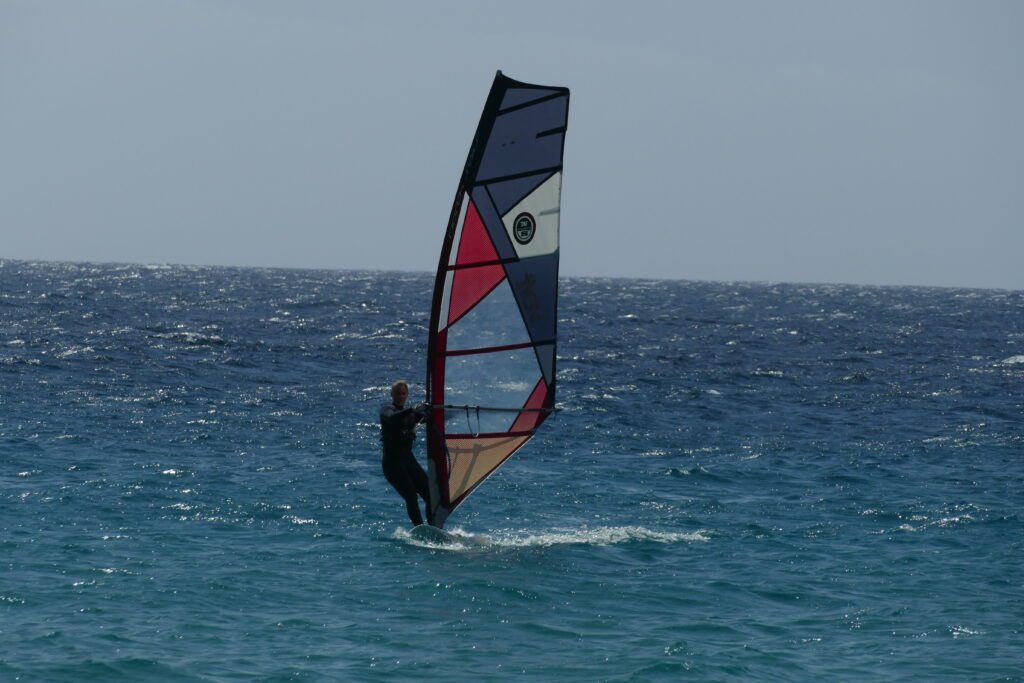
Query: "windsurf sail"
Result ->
[[425, 71, 569, 529]]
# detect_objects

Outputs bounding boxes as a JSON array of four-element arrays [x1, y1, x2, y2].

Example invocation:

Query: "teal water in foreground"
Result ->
[[1, 260, 1022, 681]]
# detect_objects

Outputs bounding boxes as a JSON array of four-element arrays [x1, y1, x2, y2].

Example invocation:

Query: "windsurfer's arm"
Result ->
[[380, 404, 415, 423], [380, 404, 429, 428]]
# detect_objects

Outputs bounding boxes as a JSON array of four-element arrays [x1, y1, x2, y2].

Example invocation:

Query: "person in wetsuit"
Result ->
[[379, 380, 433, 526]]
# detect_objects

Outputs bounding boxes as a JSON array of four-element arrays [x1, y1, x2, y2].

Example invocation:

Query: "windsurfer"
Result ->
[[379, 380, 433, 526]]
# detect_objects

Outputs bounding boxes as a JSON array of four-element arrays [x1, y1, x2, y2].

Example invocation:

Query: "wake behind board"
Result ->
[[409, 525, 489, 547]]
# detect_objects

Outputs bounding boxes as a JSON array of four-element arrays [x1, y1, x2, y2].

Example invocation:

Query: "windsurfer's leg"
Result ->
[[382, 457, 424, 526], [407, 457, 432, 526], [402, 491, 424, 526]]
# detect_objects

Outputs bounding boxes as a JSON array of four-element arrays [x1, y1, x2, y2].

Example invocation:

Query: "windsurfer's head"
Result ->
[[390, 380, 409, 408]]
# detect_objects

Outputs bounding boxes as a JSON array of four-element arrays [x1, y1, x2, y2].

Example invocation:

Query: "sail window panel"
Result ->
[[446, 278, 532, 352], [437, 271, 454, 332], [443, 347, 540, 434]]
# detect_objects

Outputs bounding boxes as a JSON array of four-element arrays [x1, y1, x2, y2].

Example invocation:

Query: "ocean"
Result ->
[[1, 260, 1021, 681]]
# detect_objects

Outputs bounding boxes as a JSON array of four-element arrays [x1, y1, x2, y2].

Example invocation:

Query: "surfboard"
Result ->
[[409, 525, 489, 547], [410, 524, 457, 545], [424, 71, 570, 531]]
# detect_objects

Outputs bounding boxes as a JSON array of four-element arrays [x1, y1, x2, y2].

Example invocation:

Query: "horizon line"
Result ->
[[1, 255, 1020, 294]]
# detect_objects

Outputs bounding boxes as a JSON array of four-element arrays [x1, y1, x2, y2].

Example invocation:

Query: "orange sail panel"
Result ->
[[446, 435, 529, 504]]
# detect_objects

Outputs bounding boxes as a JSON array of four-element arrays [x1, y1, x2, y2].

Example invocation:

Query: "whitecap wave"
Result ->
[[57, 345, 94, 358], [284, 515, 318, 525], [950, 625, 984, 639], [1001, 355, 1024, 365], [153, 331, 224, 345]]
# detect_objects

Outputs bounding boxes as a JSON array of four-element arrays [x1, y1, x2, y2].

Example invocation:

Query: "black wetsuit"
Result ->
[[379, 402, 431, 526]]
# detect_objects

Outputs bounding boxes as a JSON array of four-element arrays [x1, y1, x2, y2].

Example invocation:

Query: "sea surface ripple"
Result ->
[[1, 260, 1022, 681]]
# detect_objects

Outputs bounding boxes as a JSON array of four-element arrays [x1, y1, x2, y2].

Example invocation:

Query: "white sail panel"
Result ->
[[501, 172, 562, 259]]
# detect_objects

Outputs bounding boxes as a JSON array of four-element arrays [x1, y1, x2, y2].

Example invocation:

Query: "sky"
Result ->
[[1, 1, 1021, 289]]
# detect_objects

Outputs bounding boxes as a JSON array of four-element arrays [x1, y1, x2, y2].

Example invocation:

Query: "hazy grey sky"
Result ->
[[2, 1, 1021, 289]]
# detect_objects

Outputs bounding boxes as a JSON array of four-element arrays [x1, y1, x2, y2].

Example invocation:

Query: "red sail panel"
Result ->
[[447, 266, 506, 327], [510, 378, 549, 432], [455, 201, 500, 266]]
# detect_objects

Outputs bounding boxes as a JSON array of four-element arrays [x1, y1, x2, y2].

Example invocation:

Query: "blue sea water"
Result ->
[[1, 259, 1022, 682]]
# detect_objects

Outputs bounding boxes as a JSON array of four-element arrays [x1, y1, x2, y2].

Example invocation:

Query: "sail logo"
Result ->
[[513, 213, 536, 245]]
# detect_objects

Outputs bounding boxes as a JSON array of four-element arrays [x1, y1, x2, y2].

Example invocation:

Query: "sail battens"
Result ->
[[446, 257, 519, 272], [497, 91, 567, 116], [436, 405, 558, 414], [445, 430, 536, 439], [444, 339, 556, 357], [472, 165, 564, 188], [535, 126, 567, 139], [425, 71, 568, 528]]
